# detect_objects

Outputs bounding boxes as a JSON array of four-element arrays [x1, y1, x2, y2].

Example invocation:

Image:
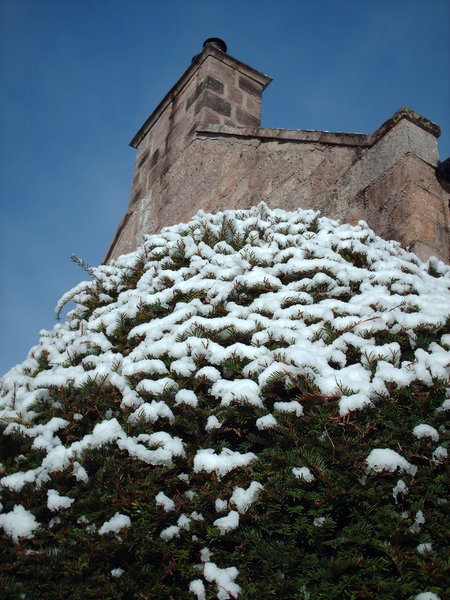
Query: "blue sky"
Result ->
[[0, 0, 448, 375]]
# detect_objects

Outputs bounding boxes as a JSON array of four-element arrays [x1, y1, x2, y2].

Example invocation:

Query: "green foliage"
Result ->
[[0, 206, 448, 599]]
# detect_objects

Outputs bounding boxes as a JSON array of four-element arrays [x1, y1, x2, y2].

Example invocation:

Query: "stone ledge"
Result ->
[[196, 106, 440, 149], [196, 124, 368, 147], [368, 106, 440, 144]]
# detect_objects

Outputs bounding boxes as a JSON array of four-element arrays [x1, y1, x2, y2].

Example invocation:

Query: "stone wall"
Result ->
[[105, 42, 449, 263]]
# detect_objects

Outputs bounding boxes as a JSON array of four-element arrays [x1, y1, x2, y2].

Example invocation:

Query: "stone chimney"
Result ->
[[109, 40, 270, 248], [105, 40, 448, 264]]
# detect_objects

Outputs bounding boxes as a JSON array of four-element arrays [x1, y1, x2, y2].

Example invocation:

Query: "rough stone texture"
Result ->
[[104, 45, 449, 264]]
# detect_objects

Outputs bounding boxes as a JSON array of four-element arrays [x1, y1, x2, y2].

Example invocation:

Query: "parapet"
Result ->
[[105, 40, 449, 263]]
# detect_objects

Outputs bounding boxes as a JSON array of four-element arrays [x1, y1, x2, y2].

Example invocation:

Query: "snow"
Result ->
[[190, 511, 204, 521], [98, 512, 131, 535], [160, 525, 180, 540], [206, 415, 222, 431], [177, 514, 191, 530], [201, 547, 212, 563], [431, 446, 447, 462], [0, 203, 449, 597], [256, 413, 277, 430], [175, 389, 198, 408], [210, 379, 263, 408], [128, 401, 174, 424], [409, 509, 425, 533], [196, 366, 221, 382], [189, 579, 206, 600], [392, 479, 408, 504], [213, 510, 240, 535], [412, 424, 439, 442], [72, 461, 89, 483], [417, 543, 432, 555], [203, 562, 241, 600], [155, 491, 175, 512], [0, 504, 39, 542], [292, 467, 315, 482], [366, 449, 417, 476], [215, 498, 228, 512], [193, 448, 257, 479], [229, 481, 263, 514], [273, 400, 303, 416], [47, 489, 75, 512]]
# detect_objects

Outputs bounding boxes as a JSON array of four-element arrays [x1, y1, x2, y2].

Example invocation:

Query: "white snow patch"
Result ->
[[189, 579, 206, 600], [229, 481, 263, 514], [292, 467, 315, 482], [432, 446, 447, 462], [256, 414, 277, 430], [392, 479, 408, 504], [206, 415, 222, 431], [366, 448, 417, 476], [203, 561, 241, 600], [160, 525, 180, 540], [98, 512, 131, 536], [413, 424, 439, 442], [215, 498, 228, 513], [273, 400, 303, 416], [175, 389, 198, 407], [213, 510, 239, 535], [210, 379, 263, 408], [155, 491, 175, 512], [410, 509, 425, 533], [417, 543, 432, 555], [47, 489, 75, 512], [194, 448, 257, 479], [0, 505, 39, 542]]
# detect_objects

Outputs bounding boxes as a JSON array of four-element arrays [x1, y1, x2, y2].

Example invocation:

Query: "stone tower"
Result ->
[[105, 39, 449, 263]]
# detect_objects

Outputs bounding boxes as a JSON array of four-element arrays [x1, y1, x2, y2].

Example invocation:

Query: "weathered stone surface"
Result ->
[[238, 76, 262, 97], [103, 43, 448, 265], [235, 107, 259, 127], [195, 91, 231, 117], [186, 76, 224, 110]]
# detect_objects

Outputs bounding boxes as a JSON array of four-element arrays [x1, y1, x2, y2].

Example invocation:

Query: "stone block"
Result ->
[[186, 76, 224, 110], [235, 107, 260, 128], [238, 76, 262, 97], [397, 212, 436, 244], [198, 106, 222, 126], [137, 149, 149, 169], [245, 94, 262, 116], [391, 185, 445, 225], [200, 56, 237, 88], [195, 91, 231, 117], [227, 85, 243, 105]]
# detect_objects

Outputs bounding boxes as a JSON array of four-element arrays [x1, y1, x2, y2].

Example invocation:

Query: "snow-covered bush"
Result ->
[[0, 203, 448, 598]]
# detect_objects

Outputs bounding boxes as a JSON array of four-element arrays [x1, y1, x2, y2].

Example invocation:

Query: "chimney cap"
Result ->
[[203, 37, 227, 53]]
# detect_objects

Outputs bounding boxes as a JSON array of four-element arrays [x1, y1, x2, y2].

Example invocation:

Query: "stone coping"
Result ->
[[129, 45, 272, 149], [196, 107, 441, 148], [368, 107, 440, 143]]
